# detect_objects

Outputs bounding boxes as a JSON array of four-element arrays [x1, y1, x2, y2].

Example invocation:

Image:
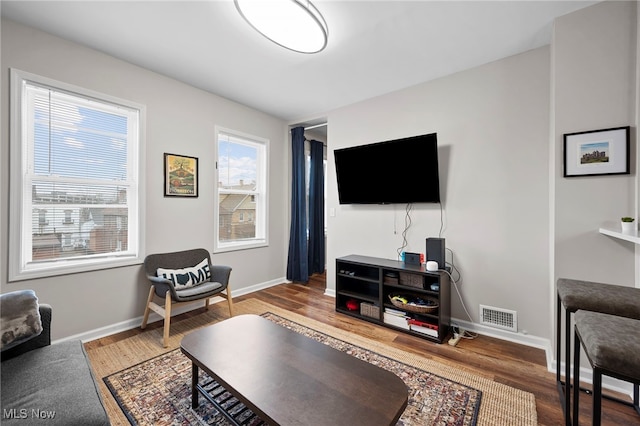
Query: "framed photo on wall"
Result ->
[[164, 153, 199, 197], [563, 126, 630, 177]]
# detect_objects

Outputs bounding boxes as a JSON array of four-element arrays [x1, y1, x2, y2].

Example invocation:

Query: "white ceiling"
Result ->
[[2, 1, 597, 124]]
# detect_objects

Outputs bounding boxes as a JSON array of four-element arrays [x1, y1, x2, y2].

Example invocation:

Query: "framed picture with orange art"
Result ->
[[164, 153, 198, 197]]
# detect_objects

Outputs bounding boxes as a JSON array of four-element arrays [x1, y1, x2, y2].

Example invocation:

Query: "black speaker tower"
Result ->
[[425, 238, 445, 269]]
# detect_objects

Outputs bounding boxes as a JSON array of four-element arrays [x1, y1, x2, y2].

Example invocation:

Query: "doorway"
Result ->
[[289, 120, 328, 283]]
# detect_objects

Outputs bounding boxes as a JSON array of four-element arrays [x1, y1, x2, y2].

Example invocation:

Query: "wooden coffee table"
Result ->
[[180, 314, 408, 426]]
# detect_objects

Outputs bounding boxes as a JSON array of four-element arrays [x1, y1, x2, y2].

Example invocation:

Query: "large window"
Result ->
[[9, 69, 145, 281], [215, 127, 268, 252]]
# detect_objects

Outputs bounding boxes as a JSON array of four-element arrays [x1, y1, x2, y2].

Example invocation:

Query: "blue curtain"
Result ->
[[308, 140, 325, 274], [286, 127, 308, 282]]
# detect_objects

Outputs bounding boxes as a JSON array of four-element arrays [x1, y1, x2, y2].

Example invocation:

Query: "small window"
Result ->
[[38, 209, 48, 226], [63, 209, 74, 225], [214, 127, 268, 252], [9, 69, 145, 281]]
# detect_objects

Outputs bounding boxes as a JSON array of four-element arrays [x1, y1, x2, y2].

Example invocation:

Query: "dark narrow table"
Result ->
[[180, 314, 408, 426]]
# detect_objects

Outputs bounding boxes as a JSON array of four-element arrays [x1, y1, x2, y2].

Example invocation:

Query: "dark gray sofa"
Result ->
[[1, 304, 110, 425]]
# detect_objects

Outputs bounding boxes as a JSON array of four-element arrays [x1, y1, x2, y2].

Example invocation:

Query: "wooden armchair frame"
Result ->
[[141, 248, 234, 347]]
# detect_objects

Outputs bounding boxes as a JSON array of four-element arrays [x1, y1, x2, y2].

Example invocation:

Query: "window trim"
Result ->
[[213, 126, 269, 253], [8, 69, 146, 281]]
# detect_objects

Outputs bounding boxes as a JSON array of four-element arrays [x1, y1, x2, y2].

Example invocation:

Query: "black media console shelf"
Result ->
[[336, 254, 451, 343]]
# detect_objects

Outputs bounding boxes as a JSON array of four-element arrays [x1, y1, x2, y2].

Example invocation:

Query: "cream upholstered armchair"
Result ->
[[141, 248, 234, 347]]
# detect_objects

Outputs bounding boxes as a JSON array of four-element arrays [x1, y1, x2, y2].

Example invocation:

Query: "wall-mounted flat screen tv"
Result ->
[[334, 133, 440, 204]]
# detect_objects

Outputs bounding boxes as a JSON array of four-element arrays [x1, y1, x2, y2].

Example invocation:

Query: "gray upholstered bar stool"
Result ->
[[573, 310, 640, 425], [556, 278, 640, 426]]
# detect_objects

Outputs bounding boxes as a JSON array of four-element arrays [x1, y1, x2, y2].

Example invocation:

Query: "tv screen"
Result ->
[[334, 133, 440, 204]]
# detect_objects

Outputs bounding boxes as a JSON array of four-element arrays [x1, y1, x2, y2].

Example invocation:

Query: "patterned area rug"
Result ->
[[105, 313, 482, 426]]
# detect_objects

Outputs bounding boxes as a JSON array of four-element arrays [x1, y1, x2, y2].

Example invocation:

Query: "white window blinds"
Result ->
[[9, 69, 144, 280]]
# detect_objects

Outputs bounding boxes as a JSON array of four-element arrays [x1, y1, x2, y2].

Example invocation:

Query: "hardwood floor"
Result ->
[[87, 274, 639, 425]]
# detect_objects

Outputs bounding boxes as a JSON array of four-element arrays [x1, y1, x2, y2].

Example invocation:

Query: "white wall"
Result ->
[[552, 0, 637, 289], [550, 0, 637, 395], [325, 0, 638, 362], [326, 46, 552, 338], [0, 19, 289, 340], [637, 1, 640, 290], [1, 1, 637, 360]]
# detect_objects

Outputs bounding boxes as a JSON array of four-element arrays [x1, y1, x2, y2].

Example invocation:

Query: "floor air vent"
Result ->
[[480, 305, 517, 332]]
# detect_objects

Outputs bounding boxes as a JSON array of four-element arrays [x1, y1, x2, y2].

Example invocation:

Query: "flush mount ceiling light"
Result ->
[[234, 0, 328, 54]]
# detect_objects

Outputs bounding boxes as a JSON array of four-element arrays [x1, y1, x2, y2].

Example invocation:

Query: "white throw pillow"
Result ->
[[157, 258, 211, 290]]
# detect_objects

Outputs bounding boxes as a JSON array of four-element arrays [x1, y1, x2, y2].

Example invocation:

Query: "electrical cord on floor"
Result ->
[[452, 325, 478, 340], [439, 267, 478, 340]]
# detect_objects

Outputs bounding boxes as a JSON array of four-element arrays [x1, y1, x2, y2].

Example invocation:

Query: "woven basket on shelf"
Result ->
[[388, 294, 439, 314], [399, 272, 423, 289], [360, 302, 380, 319]]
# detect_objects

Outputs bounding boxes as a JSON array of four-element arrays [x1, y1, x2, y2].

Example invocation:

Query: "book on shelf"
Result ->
[[409, 324, 438, 338], [407, 318, 438, 330], [407, 318, 438, 337], [384, 307, 407, 317], [383, 312, 410, 330]]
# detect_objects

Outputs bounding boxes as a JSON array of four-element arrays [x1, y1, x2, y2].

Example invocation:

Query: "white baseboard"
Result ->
[[57, 281, 635, 401], [553, 360, 634, 398], [54, 277, 286, 345], [450, 317, 553, 359], [451, 317, 635, 400]]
